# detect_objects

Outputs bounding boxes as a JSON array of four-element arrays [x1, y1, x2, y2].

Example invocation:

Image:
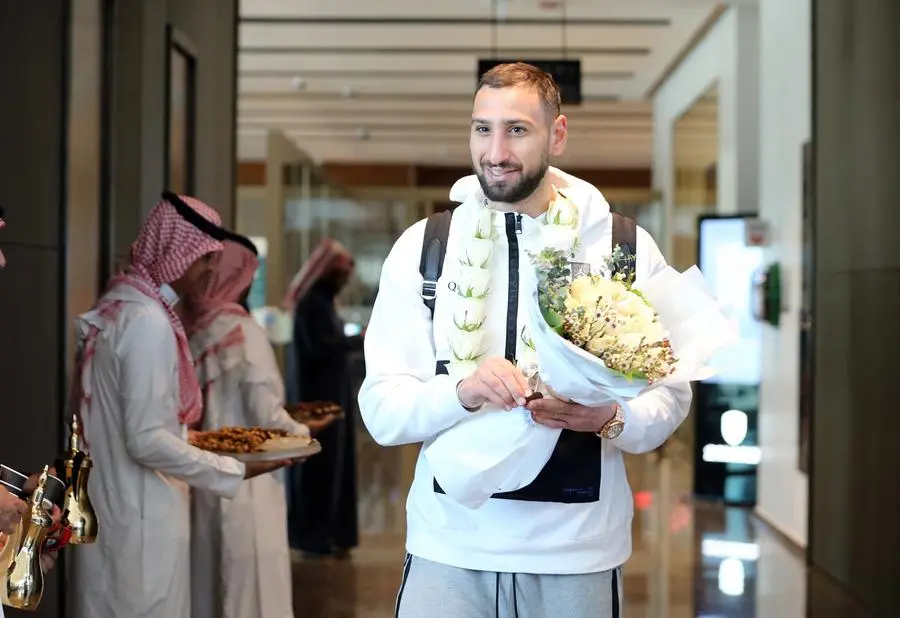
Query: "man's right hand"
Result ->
[[0, 485, 28, 535], [303, 414, 337, 436], [457, 357, 532, 411]]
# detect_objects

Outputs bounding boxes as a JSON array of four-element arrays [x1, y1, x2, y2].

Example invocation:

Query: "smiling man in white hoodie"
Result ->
[[358, 63, 692, 617]]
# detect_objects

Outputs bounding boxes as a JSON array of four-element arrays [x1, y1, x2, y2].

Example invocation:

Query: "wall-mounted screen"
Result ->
[[694, 215, 764, 506], [698, 216, 765, 384]]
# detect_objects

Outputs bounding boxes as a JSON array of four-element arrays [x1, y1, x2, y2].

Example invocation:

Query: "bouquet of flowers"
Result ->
[[526, 245, 735, 408]]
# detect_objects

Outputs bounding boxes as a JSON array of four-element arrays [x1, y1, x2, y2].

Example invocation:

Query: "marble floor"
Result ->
[[292, 433, 870, 617]]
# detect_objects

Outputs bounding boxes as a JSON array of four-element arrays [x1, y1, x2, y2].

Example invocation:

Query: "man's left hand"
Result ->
[[526, 392, 616, 433]]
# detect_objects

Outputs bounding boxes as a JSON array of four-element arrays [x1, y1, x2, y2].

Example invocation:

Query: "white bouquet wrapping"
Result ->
[[424, 336, 562, 510], [529, 259, 736, 408], [424, 242, 737, 509]]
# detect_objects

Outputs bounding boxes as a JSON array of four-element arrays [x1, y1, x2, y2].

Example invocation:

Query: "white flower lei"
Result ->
[[446, 188, 581, 382]]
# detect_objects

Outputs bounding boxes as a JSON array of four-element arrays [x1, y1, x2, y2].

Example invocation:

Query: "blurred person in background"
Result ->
[[69, 193, 289, 618], [184, 233, 335, 618], [284, 239, 363, 558]]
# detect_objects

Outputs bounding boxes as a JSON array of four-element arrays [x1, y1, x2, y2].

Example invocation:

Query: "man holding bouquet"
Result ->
[[359, 63, 693, 617]]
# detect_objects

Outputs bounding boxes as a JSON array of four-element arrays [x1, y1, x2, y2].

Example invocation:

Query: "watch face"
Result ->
[[605, 422, 624, 439]]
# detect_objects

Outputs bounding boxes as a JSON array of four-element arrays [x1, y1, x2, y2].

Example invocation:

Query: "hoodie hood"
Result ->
[[448, 166, 612, 237]]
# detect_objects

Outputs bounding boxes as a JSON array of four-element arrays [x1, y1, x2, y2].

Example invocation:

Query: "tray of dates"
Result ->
[[190, 426, 321, 462]]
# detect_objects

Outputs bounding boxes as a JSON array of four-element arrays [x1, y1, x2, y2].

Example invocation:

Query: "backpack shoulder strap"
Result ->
[[611, 211, 638, 280], [418, 210, 453, 319]]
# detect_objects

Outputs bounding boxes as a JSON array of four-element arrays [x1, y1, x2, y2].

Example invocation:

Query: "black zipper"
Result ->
[[504, 213, 522, 362]]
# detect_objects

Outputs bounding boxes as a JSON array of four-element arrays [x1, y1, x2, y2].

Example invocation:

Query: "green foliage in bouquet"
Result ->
[[606, 245, 637, 286], [531, 242, 643, 326], [531, 247, 573, 335]]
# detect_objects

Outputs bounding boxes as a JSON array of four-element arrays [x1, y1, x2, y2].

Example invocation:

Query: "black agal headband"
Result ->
[[161, 191, 228, 241], [221, 230, 259, 256]]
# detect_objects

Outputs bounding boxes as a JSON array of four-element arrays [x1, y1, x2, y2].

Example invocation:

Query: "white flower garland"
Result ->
[[446, 188, 581, 383], [446, 203, 494, 380]]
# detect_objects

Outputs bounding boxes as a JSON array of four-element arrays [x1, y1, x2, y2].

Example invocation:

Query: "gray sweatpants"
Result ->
[[395, 554, 623, 618]]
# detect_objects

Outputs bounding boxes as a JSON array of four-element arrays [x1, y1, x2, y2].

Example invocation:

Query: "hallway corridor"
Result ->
[[291, 435, 871, 617]]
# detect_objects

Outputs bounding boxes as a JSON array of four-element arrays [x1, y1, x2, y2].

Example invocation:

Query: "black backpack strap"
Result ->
[[418, 210, 453, 319], [610, 211, 637, 280]]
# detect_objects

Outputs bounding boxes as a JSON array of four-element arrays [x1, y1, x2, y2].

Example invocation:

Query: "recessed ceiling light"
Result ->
[[291, 77, 306, 91]]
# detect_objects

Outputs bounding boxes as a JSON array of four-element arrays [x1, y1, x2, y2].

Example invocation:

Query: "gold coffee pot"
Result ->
[[61, 415, 98, 544], [0, 466, 32, 604], [2, 467, 54, 611], [0, 517, 25, 598]]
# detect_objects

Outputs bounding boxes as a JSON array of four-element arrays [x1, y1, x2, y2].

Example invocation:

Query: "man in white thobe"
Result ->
[[184, 234, 333, 618], [69, 194, 289, 618]]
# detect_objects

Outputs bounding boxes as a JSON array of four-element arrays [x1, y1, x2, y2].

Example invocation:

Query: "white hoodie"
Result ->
[[358, 168, 691, 574]]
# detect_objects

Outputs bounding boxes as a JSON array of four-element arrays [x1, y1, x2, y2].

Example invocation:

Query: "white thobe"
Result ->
[[70, 285, 246, 618], [189, 312, 308, 618]]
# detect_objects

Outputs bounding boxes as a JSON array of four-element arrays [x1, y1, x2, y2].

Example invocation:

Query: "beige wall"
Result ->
[[670, 168, 716, 271]]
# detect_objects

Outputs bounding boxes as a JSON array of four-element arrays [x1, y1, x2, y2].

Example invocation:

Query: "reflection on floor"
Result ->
[[293, 438, 871, 617]]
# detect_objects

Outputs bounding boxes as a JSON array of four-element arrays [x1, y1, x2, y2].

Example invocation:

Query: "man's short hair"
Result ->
[[476, 62, 562, 120]]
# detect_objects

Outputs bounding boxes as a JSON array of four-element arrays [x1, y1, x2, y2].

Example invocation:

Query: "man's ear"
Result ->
[[551, 115, 568, 157]]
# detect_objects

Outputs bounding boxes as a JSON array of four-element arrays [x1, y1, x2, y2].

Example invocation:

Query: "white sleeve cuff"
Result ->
[[437, 374, 477, 425]]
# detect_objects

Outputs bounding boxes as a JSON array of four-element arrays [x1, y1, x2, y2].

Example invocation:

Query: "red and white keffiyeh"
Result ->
[[183, 236, 261, 410], [70, 195, 224, 428], [184, 237, 259, 338], [281, 239, 353, 313]]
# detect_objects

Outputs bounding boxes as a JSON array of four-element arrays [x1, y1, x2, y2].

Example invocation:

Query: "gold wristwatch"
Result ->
[[596, 405, 625, 439]]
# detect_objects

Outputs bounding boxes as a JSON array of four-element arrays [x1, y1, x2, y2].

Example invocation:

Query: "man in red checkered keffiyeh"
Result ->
[[183, 234, 259, 338], [281, 238, 354, 313], [70, 193, 225, 428], [284, 239, 363, 558], [70, 194, 291, 618], [183, 235, 326, 618]]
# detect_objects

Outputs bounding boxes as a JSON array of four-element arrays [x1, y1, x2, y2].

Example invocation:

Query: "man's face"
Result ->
[[171, 252, 218, 297], [470, 85, 568, 204]]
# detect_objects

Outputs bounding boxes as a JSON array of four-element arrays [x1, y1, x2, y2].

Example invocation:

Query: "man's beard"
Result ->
[[474, 154, 549, 204]]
